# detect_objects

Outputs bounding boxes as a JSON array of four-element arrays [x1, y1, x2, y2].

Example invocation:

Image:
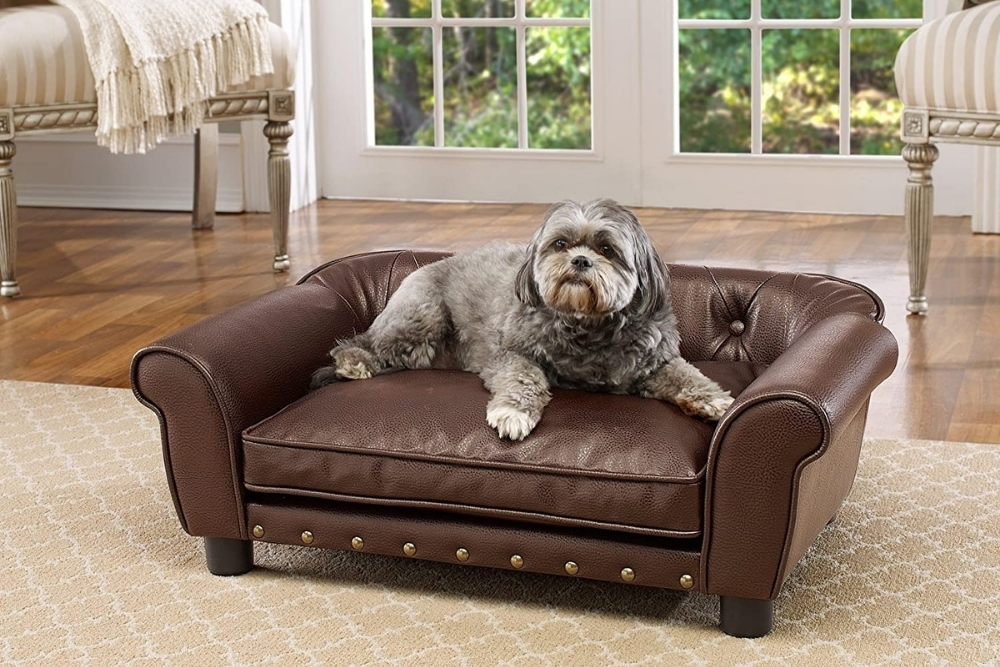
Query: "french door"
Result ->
[[317, 0, 642, 204], [317, 0, 972, 214]]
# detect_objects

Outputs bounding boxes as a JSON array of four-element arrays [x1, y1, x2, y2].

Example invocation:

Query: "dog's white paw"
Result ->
[[678, 392, 734, 421], [336, 361, 372, 380], [486, 404, 539, 441], [332, 347, 375, 380]]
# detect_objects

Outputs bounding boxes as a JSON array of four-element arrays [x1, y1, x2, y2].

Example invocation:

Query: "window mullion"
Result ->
[[840, 0, 851, 155], [751, 0, 762, 154], [432, 0, 444, 147], [516, 0, 528, 148]]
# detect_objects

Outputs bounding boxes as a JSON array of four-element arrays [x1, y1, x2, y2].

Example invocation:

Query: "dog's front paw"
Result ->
[[678, 391, 734, 422], [486, 403, 539, 441], [332, 346, 376, 380]]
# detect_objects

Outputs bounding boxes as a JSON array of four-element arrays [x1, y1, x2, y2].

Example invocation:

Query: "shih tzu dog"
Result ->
[[311, 199, 734, 440]]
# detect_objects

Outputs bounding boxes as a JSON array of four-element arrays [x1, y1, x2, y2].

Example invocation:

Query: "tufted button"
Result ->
[[729, 320, 745, 337]]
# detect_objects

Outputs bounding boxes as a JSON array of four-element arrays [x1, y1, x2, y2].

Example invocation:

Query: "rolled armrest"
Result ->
[[702, 312, 898, 599], [132, 282, 364, 539]]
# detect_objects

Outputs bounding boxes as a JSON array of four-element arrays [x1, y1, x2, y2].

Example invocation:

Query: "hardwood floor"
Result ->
[[1, 200, 998, 444]]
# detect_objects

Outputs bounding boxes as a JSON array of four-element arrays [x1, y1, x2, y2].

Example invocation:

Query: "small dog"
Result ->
[[311, 199, 734, 440]]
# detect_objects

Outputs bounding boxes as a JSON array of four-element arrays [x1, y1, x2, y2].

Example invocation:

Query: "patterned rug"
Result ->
[[2, 380, 998, 666]]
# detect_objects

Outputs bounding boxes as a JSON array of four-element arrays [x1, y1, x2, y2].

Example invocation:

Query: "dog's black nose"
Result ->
[[571, 255, 593, 271]]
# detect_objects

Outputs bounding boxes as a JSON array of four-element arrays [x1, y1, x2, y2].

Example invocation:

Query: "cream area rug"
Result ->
[[2, 380, 998, 666]]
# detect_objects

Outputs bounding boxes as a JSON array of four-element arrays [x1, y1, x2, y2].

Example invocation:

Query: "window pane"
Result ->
[[853, 0, 921, 19], [526, 27, 591, 149], [526, 0, 590, 18], [440, 0, 515, 18], [678, 0, 750, 20], [679, 29, 751, 153], [761, 0, 839, 18], [851, 29, 913, 155], [372, 0, 432, 19], [762, 29, 839, 154], [442, 27, 518, 148], [372, 27, 434, 146]]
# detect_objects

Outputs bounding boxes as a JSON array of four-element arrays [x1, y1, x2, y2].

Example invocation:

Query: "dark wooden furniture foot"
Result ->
[[204, 537, 254, 576], [719, 596, 774, 638]]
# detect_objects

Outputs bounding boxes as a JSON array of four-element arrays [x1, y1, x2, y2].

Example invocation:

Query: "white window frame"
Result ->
[[318, 0, 643, 204], [316, 0, 974, 215], [638, 0, 973, 215], [371, 2, 591, 150], [676, 0, 922, 156]]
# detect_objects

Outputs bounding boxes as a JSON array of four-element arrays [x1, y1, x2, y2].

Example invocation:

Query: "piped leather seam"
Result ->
[[240, 437, 707, 484], [134, 346, 250, 541], [700, 390, 827, 596], [242, 483, 703, 539], [130, 356, 190, 535]]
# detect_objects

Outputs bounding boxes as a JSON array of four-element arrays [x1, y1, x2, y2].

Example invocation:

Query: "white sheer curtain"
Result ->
[[244, 0, 318, 212]]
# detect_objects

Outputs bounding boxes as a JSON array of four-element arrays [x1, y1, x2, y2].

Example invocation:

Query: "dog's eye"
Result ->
[[599, 244, 615, 257], [553, 239, 568, 250]]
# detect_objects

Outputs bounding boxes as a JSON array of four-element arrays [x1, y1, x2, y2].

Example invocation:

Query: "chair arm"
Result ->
[[701, 312, 898, 600], [131, 282, 364, 540]]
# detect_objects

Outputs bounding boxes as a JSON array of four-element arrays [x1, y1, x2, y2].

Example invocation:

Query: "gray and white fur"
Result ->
[[311, 199, 734, 440]]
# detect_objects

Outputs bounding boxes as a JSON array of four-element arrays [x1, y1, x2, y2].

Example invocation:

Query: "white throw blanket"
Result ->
[[53, 0, 274, 154]]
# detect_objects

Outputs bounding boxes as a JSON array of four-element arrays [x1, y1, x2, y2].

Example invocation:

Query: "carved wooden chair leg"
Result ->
[[902, 143, 939, 316], [719, 596, 774, 638], [0, 139, 19, 298], [265, 120, 292, 272], [203, 537, 254, 576], [192, 124, 219, 230]]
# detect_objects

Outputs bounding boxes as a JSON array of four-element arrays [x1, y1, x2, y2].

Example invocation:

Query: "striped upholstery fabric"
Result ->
[[0, 4, 294, 108], [894, 0, 1000, 114]]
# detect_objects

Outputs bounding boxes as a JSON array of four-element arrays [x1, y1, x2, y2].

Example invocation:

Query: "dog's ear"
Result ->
[[630, 226, 670, 320], [515, 203, 569, 307], [514, 244, 542, 307]]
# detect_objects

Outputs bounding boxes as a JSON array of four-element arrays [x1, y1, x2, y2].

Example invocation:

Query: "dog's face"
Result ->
[[515, 199, 669, 319]]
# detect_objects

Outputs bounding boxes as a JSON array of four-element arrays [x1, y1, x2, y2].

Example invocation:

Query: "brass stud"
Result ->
[[620, 567, 635, 583], [510, 554, 524, 569], [565, 561, 579, 576], [403, 542, 417, 557], [351, 536, 364, 551], [456, 548, 470, 562], [251, 525, 265, 539], [679, 574, 695, 589], [301, 530, 314, 545]]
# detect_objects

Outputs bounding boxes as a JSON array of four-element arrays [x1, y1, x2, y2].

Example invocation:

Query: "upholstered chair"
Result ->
[[894, 0, 1000, 314], [0, 1, 296, 297]]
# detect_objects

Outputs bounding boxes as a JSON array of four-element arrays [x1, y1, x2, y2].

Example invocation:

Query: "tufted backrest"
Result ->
[[300, 251, 884, 370], [668, 265, 884, 367], [299, 250, 452, 327]]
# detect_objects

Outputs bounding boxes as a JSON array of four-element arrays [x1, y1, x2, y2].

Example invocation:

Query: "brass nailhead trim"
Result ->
[[679, 574, 695, 589], [620, 567, 635, 583], [565, 561, 579, 576], [351, 536, 364, 551], [403, 542, 417, 557], [301, 530, 314, 545], [251, 525, 264, 539], [510, 555, 524, 569], [456, 548, 470, 562]]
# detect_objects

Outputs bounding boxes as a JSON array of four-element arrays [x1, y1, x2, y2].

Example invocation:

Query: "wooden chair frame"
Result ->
[[0, 89, 295, 298], [900, 0, 1000, 314]]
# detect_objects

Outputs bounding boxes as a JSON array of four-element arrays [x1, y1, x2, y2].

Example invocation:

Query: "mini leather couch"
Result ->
[[131, 250, 898, 638]]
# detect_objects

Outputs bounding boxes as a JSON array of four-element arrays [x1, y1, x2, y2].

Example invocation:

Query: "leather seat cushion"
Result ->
[[0, 5, 294, 107], [241, 362, 758, 538]]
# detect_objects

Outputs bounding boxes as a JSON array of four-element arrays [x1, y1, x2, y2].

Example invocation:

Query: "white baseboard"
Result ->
[[16, 183, 244, 213], [13, 132, 245, 213]]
